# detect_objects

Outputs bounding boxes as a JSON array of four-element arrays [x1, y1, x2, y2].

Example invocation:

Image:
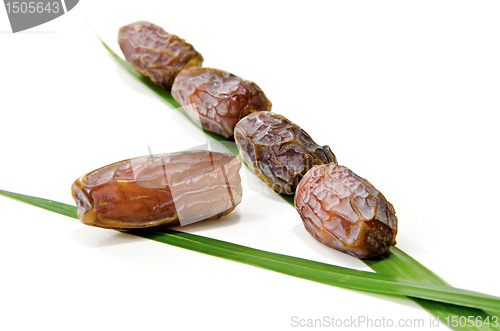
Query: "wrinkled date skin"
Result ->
[[118, 21, 204, 89], [295, 163, 398, 258], [71, 151, 242, 229], [234, 111, 336, 195], [171, 68, 272, 138]]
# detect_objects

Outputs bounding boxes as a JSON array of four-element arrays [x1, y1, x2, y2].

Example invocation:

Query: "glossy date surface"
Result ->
[[295, 163, 397, 258], [118, 21, 204, 89], [71, 151, 242, 229], [234, 111, 336, 195], [171, 68, 272, 138]]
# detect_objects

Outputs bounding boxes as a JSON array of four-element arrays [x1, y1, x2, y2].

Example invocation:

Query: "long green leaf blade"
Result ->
[[1, 188, 500, 317]]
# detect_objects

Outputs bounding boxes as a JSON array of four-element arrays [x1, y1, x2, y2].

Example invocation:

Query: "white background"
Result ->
[[1, 1, 499, 330]]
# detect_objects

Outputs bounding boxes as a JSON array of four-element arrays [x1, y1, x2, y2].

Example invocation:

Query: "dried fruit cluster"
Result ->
[[73, 21, 399, 258]]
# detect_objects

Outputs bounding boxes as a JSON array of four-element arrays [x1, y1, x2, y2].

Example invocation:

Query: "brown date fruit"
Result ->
[[295, 163, 397, 258], [71, 151, 242, 229], [234, 111, 336, 195], [118, 21, 204, 89], [171, 68, 272, 138]]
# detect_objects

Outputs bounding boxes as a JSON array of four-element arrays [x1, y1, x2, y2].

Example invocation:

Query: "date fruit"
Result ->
[[171, 68, 272, 138], [234, 111, 336, 195], [295, 163, 397, 258], [71, 151, 242, 229], [118, 21, 204, 89]]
